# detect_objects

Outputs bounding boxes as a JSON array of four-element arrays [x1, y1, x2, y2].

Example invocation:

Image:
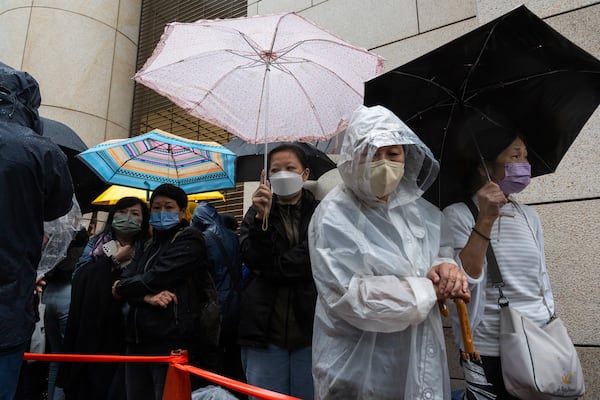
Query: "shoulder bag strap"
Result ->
[[464, 199, 508, 307]]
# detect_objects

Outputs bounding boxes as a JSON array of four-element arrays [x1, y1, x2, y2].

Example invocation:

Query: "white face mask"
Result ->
[[369, 159, 405, 198], [269, 170, 304, 198]]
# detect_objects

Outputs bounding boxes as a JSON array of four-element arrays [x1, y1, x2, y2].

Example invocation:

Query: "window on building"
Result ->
[[132, 0, 249, 224]]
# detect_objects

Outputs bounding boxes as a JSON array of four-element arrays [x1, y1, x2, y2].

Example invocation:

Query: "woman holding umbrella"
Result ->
[[443, 134, 557, 399], [308, 105, 470, 400], [238, 143, 320, 400]]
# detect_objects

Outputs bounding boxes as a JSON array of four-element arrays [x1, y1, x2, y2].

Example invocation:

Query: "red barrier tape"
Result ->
[[173, 363, 300, 400], [23, 352, 300, 400], [23, 352, 188, 364]]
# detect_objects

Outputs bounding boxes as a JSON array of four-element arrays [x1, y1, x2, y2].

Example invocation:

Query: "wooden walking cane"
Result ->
[[454, 298, 479, 360]]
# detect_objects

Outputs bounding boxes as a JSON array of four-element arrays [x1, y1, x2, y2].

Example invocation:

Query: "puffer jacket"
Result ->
[[0, 62, 73, 351], [238, 188, 319, 349], [116, 221, 219, 350]]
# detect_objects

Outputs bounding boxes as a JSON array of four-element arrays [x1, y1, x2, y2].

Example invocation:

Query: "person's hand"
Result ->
[[111, 280, 122, 300], [427, 262, 470, 302], [476, 181, 507, 223], [34, 275, 46, 295], [252, 169, 272, 220], [114, 242, 133, 263], [144, 290, 178, 309]]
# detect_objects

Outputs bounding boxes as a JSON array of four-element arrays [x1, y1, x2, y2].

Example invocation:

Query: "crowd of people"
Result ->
[[1, 62, 560, 400]]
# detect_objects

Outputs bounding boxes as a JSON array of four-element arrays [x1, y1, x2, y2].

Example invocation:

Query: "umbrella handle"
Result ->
[[454, 298, 475, 354]]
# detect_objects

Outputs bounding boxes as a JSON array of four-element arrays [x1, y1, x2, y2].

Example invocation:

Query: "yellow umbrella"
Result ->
[[92, 185, 225, 207]]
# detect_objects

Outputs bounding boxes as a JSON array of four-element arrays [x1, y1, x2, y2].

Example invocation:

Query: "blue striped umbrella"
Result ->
[[77, 129, 236, 193]]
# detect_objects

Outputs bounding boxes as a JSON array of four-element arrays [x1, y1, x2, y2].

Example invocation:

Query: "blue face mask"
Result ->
[[149, 211, 180, 231]]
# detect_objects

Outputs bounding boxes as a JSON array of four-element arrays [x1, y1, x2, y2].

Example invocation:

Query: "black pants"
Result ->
[[479, 355, 520, 400]]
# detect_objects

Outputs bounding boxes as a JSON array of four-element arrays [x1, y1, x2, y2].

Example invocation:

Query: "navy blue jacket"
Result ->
[[191, 202, 242, 344], [0, 63, 73, 351]]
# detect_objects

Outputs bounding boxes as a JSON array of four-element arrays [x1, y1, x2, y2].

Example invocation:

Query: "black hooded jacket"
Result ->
[[0, 62, 73, 351]]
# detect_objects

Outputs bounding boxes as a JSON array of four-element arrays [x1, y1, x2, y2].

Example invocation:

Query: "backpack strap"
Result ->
[[464, 199, 507, 306]]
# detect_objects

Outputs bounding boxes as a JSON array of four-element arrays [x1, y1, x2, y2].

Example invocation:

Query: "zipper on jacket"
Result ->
[[174, 297, 178, 326], [134, 244, 162, 344]]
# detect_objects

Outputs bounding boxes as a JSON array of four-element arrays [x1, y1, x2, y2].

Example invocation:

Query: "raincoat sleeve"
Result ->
[[309, 195, 437, 333], [42, 142, 74, 221], [116, 228, 207, 298]]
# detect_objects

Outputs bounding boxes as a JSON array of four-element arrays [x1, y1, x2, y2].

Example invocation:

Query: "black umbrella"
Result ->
[[41, 117, 108, 213], [364, 5, 600, 209], [224, 138, 337, 182]]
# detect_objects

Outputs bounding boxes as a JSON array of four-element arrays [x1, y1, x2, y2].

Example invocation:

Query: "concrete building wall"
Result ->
[[0, 0, 142, 146], [248, 0, 600, 397]]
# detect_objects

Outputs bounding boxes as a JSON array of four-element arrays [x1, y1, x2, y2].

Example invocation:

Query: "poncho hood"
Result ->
[[338, 105, 439, 207]]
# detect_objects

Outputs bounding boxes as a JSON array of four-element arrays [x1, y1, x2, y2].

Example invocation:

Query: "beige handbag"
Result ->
[[499, 303, 584, 399]]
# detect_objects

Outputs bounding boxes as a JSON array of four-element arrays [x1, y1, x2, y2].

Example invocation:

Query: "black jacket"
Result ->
[[60, 249, 130, 399], [238, 189, 319, 349], [116, 222, 218, 351], [0, 63, 73, 351]]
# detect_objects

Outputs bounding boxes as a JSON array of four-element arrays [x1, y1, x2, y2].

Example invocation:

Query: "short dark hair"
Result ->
[[150, 184, 187, 210], [267, 143, 308, 171], [104, 196, 150, 239]]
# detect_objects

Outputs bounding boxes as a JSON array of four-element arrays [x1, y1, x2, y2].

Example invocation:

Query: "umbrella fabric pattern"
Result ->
[[134, 12, 384, 144], [41, 117, 108, 213], [77, 129, 236, 193], [91, 185, 225, 206], [224, 138, 336, 181], [364, 5, 600, 209]]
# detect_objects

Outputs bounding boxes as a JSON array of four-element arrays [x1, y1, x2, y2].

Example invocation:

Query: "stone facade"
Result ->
[[0, 0, 142, 145]]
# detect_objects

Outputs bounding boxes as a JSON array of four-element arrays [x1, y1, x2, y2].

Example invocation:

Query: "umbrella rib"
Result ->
[[459, 16, 502, 100], [275, 60, 364, 137], [389, 71, 458, 102], [117, 141, 180, 182], [463, 69, 595, 102], [167, 144, 181, 182], [404, 100, 456, 123]]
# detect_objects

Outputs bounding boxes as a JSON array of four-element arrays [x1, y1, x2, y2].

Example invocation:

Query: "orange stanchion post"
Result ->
[[162, 350, 191, 400]]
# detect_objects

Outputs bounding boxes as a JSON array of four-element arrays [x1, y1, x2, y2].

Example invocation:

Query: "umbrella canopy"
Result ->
[[91, 185, 225, 206], [224, 138, 337, 182], [41, 117, 108, 213], [77, 129, 236, 193], [134, 12, 383, 146], [364, 5, 600, 209], [41, 117, 87, 153]]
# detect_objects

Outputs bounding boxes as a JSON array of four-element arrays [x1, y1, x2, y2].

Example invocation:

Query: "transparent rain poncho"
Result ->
[[308, 106, 454, 399], [38, 196, 82, 278]]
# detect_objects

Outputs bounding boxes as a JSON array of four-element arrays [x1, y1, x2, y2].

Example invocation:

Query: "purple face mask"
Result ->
[[497, 162, 531, 194]]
